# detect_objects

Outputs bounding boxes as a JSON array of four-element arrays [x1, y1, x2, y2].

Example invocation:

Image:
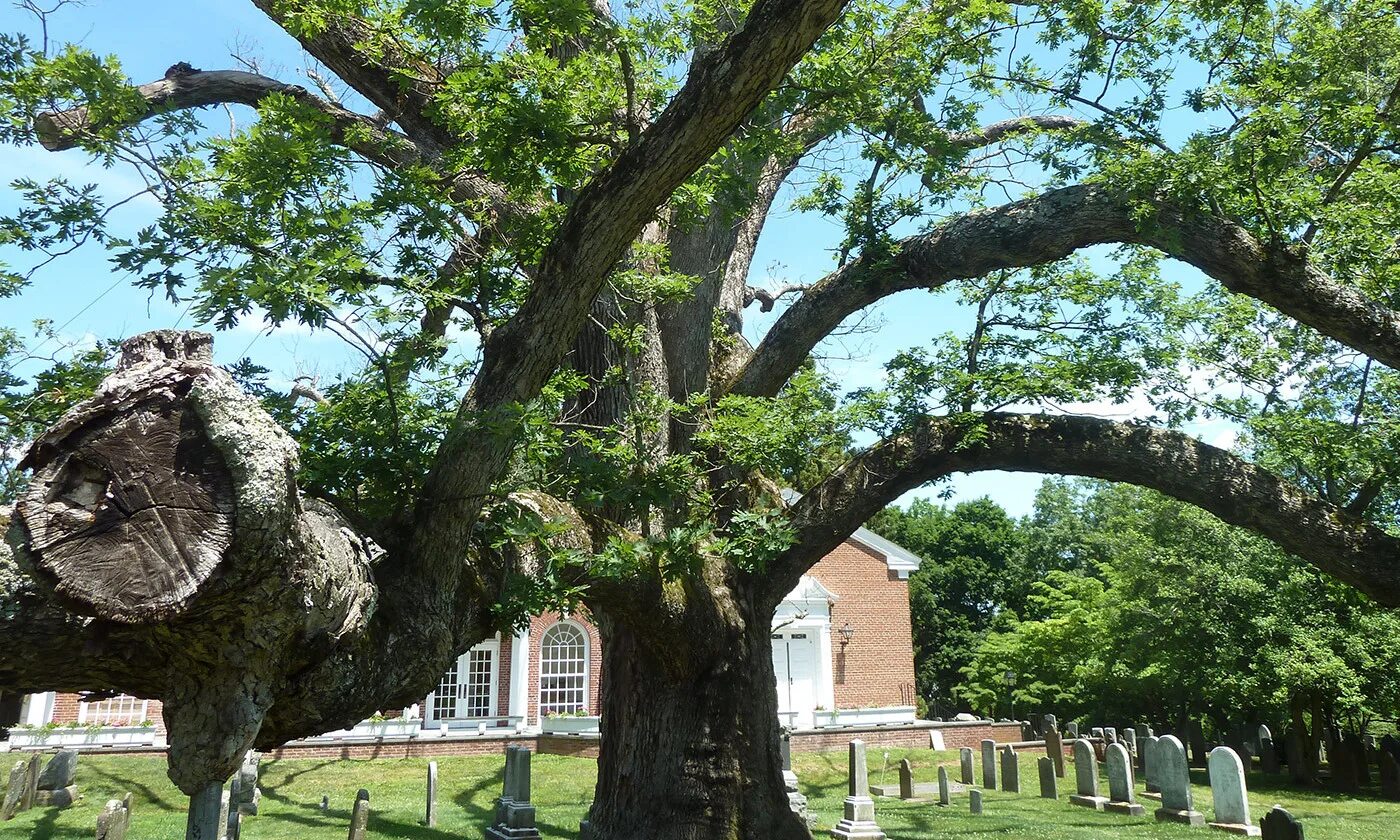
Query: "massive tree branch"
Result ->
[[730, 183, 1400, 398], [766, 412, 1400, 606]]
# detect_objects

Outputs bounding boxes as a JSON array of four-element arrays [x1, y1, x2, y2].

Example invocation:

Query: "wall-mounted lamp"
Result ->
[[838, 621, 855, 646]]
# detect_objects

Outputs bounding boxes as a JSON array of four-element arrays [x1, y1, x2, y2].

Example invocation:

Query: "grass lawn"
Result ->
[[1, 746, 1396, 838]]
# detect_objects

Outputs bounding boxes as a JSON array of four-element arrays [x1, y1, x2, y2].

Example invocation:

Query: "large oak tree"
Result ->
[[4, 1, 1400, 838]]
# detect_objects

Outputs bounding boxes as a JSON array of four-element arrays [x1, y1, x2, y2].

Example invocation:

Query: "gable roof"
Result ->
[[779, 489, 923, 579]]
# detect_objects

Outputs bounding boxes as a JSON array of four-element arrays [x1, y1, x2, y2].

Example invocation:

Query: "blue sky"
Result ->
[[0, 0, 1240, 519]]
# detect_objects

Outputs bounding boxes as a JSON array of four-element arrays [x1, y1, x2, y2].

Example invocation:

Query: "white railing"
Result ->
[[812, 706, 918, 729]]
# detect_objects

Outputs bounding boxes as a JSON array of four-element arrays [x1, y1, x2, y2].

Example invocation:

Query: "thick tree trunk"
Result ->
[[585, 593, 808, 840]]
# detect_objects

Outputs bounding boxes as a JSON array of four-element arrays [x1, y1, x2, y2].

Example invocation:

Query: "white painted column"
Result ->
[[20, 692, 54, 727], [508, 626, 531, 727], [817, 621, 837, 715]]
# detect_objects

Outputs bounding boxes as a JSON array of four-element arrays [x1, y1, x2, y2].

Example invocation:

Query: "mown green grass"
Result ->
[[1, 747, 1395, 838]]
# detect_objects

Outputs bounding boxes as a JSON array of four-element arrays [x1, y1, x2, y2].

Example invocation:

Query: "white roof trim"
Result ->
[[780, 489, 923, 579], [785, 574, 839, 603]]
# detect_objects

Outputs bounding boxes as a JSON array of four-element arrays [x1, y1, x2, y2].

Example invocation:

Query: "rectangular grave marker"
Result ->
[[981, 740, 997, 790], [1069, 739, 1108, 810], [1038, 757, 1057, 799], [1104, 743, 1145, 816], [959, 748, 974, 785], [1208, 747, 1261, 836], [1000, 746, 1019, 793], [1154, 735, 1204, 827], [829, 740, 885, 840]]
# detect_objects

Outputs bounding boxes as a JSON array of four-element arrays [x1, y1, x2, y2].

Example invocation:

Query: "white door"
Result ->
[[429, 640, 499, 722], [771, 631, 819, 728]]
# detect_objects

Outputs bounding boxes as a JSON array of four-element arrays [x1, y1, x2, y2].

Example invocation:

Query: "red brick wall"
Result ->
[[809, 541, 916, 710]]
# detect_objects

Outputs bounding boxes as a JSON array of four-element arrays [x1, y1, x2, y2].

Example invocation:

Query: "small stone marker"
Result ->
[[96, 797, 132, 840], [1000, 745, 1019, 793], [1, 760, 25, 821], [1069, 738, 1108, 810], [928, 729, 945, 751], [1154, 735, 1204, 826], [968, 788, 982, 815], [937, 766, 950, 807], [218, 788, 231, 840], [37, 750, 78, 791], [426, 761, 438, 827], [829, 740, 885, 840], [227, 799, 243, 840], [320, 795, 329, 811], [1105, 727, 1118, 746], [1038, 757, 1057, 799], [1124, 728, 1138, 759], [1208, 746, 1260, 836], [186, 780, 224, 840], [1045, 726, 1065, 778], [959, 748, 974, 785], [1379, 751, 1400, 801], [1043, 713, 1058, 734], [1258, 725, 1273, 747], [980, 739, 997, 790], [233, 752, 261, 816], [1260, 805, 1304, 840], [1091, 727, 1105, 742], [347, 789, 371, 840], [782, 734, 809, 820], [1066, 722, 1079, 738], [1105, 743, 1145, 816], [898, 759, 914, 800], [18, 754, 40, 812]]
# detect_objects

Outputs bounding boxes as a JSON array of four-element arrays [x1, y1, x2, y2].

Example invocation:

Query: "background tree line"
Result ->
[[872, 478, 1400, 739]]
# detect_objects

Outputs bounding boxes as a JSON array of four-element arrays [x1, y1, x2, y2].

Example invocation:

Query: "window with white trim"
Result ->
[[79, 694, 149, 726], [432, 659, 460, 720], [461, 648, 495, 717], [539, 623, 588, 715]]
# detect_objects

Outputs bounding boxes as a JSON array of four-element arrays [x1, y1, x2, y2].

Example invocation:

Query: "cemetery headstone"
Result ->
[[1260, 805, 1303, 840], [31, 749, 79, 809], [1021, 723, 1036, 741], [959, 748, 974, 785], [1038, 757, 1057, 799], [898, 759, 914, 800], [1136, 724, 1151, 742], [1091, 727, 1105, 742], [969, 788, 982, 815], [1258, 725, 1273, 747], [928, 729, 945, 751], [488, 747, 542, 840], [1, 761, 24, 821], [427, 760, 438, 827], [1043, 713, 1058, 734], [1124, 728, 1138, 759], [1379, 751, 1400, 801], [227, 807, 243, 840], [1066, 722, 1079, 738], [1046, 726, 1065, 778], [1144, 735, 1162, 795], [782, 734, 809, 820], [829, 740, 886, 840], [320, 795, 329, 811], [233, 752, 261, 816], [1069, 738, 1108, 811], [19, 754, 40, 812], [1105, 727, 1118, 746], [347, 790, 370, 840], [937, 766, 950, 807], [981, 740, 997, 789], [1154, 735, 1204, 826], [186, 780, 224, 840], [96, 797, 131, 840], [1105, 743, 1146, 816], [218, 789, 231, 840], [1000, 745, 1019, 793], [1208, 746, 1261, 836], [1260, 737, 1279, 775]]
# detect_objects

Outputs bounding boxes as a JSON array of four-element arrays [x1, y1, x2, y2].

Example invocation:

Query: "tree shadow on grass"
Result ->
[[83, 764, 182, 813]]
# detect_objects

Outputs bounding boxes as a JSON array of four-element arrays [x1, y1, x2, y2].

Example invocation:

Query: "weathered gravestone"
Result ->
[[227, 793, 243, 840], [937, 766, 950, 807], [1105, 742, 1146, 816], [1260, 805, 1304, 840], [1143, 735, 1162, 796], [1069, 739, 1108, 811], [981, 740, 997, 790], [928, 729, 945, 750], [347, 789, 370, 840], [1042, 714, 1057, 734], [426, 760, 438, 827], [959, 748, 975, 786], [488, 746, 542, 840], [233, 752, 260, 816], [18, 754, 40, 812], [1021, 722, 1036, 741], [968, 788, 982, 815], [1379, 750, 1400, 801], [1000, 745, 1019, 793], [1038, 757, 1057, 799], [1209, 747, 1261, 836], [96, 797, 132, 840], [1046, 726, 1065, 778], [1065, 722, 1079, 738], [218, 788, 231, 840], [1, 761, 26, 821], [1260, 736, 1279, 775], [829, 740, 885, 840], [1124, 728, 1138, 759], [1154, 735, 1204, 826], [186, 779, 225, 840], [1257, 725, 1273, 749], [35, 749, 80, 808], [898, 759, 914, 800], [782, 735, 810, 820]]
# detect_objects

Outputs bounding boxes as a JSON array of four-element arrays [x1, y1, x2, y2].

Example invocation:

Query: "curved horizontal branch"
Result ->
[[729, 183, 1400, 398], [35, 66, 419, 165], [766, 412, 1400, 607], [945, 114, 1085, 149]]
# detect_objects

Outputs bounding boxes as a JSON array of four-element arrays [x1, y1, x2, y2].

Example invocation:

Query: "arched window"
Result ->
[[539, 622, 589, 715]]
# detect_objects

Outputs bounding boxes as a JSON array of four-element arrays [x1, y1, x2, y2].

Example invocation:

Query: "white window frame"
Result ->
[[77, 694, 150, 726], [428, 636, 500, 722], [538, 620, 590, 717]]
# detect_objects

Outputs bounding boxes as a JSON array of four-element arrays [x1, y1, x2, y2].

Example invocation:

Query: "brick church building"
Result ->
[[8, 526, 922, 742]]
